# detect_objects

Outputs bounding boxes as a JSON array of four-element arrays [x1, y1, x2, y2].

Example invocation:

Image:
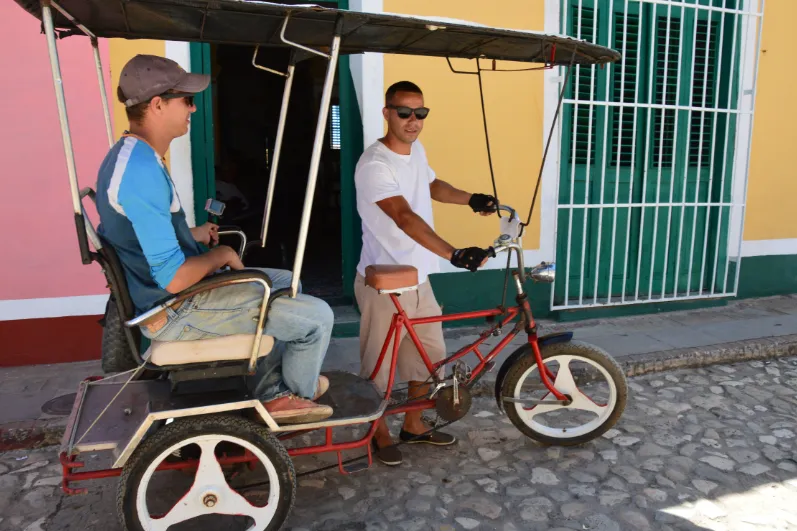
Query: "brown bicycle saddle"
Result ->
[[364, 265, 419, 291]]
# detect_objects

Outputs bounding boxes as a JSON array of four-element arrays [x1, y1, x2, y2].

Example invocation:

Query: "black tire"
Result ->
[[501, 340, 627, 446], [101, 297, 138, 373], [117, 414, 295, 531]]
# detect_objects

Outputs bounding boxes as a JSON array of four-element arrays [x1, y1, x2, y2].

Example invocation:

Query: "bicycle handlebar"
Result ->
[[498, 204, 517, 220]]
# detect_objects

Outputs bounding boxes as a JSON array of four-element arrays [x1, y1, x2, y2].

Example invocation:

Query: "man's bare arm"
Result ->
[[430, 179, 471, 205], [165, 245, 243, 293], [377, 195, 455, 260]]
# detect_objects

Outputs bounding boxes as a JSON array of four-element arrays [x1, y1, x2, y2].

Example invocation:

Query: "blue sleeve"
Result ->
[[118, 157, 185, 289]]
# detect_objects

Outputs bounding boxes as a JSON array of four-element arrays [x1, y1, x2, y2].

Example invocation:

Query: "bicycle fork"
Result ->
[[512, 271, 567, 401]]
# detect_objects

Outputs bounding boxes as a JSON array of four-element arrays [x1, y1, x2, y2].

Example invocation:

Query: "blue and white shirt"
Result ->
[[96, 134, 202, 315]]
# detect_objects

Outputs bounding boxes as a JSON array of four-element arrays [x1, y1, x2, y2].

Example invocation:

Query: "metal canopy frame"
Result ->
[[21, 0, 620, 65], [36, 0, 620, 301]]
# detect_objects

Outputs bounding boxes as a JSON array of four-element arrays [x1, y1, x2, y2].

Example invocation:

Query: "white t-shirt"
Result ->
[[355, 140, 440, 284]]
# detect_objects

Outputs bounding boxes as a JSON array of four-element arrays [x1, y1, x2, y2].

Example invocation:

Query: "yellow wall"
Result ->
[[108, 39, 169, 165], [383, 0, 545, 250], [744, 1, 797, 241]]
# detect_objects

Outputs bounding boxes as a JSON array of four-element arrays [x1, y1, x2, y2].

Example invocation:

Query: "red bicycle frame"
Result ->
[[265, 286, 565, 466], [370, 290, 567, 416]]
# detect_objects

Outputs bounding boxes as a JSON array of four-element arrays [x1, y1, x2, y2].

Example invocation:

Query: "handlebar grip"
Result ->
[[487, 246, 497, 258]]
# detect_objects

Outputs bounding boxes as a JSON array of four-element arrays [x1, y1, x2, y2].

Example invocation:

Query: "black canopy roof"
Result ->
[[15, 0, 620, 66]]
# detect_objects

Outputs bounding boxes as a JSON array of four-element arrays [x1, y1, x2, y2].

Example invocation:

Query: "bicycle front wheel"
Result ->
[[500, 340, 627, 446]]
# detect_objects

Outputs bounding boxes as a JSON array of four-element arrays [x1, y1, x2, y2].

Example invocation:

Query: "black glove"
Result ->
[[450, 247, 495, 272], [468, 193, 498, 214]]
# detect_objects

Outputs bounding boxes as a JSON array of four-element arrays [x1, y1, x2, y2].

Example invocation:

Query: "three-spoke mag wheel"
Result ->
[[117, 415, 295, 531], [501, 340, 628, 446]]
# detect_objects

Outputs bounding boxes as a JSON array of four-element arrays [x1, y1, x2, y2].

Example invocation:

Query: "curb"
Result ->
[[620, 333, 797, 377], [465, 334, 797, 397], [3, 335, 797, 452], [0, 418, 66, 452]]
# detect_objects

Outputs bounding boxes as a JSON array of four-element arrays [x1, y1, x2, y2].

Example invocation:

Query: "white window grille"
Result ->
[[551, 0, 764, 309]]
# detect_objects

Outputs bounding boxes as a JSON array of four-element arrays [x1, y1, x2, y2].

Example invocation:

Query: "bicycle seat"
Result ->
[[365, 264, 419, 293]]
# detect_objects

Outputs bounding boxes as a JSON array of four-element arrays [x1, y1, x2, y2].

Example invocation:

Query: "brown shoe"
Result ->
[[263, 394, 333, 424], [313, 375, 330, 401]]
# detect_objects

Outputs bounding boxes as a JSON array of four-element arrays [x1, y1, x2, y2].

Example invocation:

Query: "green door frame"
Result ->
[[190, 43, 215, 227], [189, 0, 364, 301]]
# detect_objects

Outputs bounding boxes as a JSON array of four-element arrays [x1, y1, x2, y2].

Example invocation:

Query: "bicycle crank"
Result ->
[[435, 385, 472, 422]]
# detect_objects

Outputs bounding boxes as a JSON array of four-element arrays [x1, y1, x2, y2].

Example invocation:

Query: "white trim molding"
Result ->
[[540, 0, 562, 265], [348, 0, 385, 148], [0, 295, 109, 322], [728, 0, 765, 261], [165, 40, 197, 227], [741, 239, 797, 258]]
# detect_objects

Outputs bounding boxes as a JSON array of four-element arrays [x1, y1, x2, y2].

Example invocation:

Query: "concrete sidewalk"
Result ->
[[3, 294, 797, 450]]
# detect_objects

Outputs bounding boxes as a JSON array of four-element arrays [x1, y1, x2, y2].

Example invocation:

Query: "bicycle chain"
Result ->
[[237, 378, 459, 489]]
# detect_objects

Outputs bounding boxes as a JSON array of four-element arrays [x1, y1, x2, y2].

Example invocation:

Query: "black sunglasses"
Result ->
[[387, 105, 430, 120], [158, 92, 195, 107]]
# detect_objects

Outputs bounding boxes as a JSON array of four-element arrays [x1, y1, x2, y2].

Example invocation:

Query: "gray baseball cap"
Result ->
[[119, 54, 210, 107]]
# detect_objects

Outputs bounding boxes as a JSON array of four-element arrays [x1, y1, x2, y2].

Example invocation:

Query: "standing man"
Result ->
[[354, 81, 497, 465], [96, 54, 334, 424]]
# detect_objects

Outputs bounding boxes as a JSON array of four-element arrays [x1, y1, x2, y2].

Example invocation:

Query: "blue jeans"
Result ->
[[142, 268, 333, 401]]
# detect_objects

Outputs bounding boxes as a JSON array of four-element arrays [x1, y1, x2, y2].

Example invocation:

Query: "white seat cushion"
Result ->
[[146, 334, 275, 367]]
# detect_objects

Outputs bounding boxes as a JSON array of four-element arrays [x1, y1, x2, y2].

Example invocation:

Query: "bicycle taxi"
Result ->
[[13, 0, 626, 528]]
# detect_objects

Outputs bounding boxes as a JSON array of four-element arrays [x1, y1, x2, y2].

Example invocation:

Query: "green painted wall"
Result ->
[[736, 255, 797, 299]]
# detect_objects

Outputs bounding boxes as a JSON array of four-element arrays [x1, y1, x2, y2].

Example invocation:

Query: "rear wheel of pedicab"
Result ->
[[117, 414, 295, 531], [101, 296, 139, 373], [501, 340, 627, 446]]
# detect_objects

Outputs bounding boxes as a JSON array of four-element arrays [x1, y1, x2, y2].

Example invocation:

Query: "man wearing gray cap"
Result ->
[[95, 54, 334, 424]]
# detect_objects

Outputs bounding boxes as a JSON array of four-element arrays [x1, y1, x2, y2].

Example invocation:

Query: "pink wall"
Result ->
[[0, 3, 112, 300]]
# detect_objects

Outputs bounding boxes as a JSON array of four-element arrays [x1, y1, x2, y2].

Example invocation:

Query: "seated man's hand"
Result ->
[[468, 193, 498, 216], [450, 247, 493, 272], [191, 222, 219, 247]]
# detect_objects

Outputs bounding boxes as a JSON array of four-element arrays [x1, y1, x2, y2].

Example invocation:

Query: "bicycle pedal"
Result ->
[[338, 448, 372, 475], [342, 461, 370, 474]]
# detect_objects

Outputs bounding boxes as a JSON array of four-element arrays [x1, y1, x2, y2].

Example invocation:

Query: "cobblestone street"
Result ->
[[2, 357, 797, 531]]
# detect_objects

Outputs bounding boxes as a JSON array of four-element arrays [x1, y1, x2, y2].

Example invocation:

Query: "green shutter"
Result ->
[[689, 18, 718, 168], [570, 6, 598, 166], [651, 15, 680, 169], [610, 12, 640, 168]]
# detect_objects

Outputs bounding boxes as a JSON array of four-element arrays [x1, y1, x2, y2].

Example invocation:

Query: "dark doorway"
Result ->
[[211, 41, 345, 304]]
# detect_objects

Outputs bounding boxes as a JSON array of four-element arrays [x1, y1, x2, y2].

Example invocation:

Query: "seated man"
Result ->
[[354, 81, 496, 465], [96, 54, 333, 424]]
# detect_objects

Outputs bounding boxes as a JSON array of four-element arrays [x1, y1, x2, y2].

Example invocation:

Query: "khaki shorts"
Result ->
[[354, 273, 446, 394]]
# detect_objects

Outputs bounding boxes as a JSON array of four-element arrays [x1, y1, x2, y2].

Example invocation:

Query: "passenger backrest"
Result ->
[[80, 188, 142, 362], [95, 236, 137, 323]]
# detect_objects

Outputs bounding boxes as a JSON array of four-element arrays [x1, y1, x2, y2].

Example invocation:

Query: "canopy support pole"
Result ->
[[50, 0, 113, 146], [91, 37, 114, 147], [41, 0, 91, 264], [290, 18, 343, 297], [259, 51, 296, 250]]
